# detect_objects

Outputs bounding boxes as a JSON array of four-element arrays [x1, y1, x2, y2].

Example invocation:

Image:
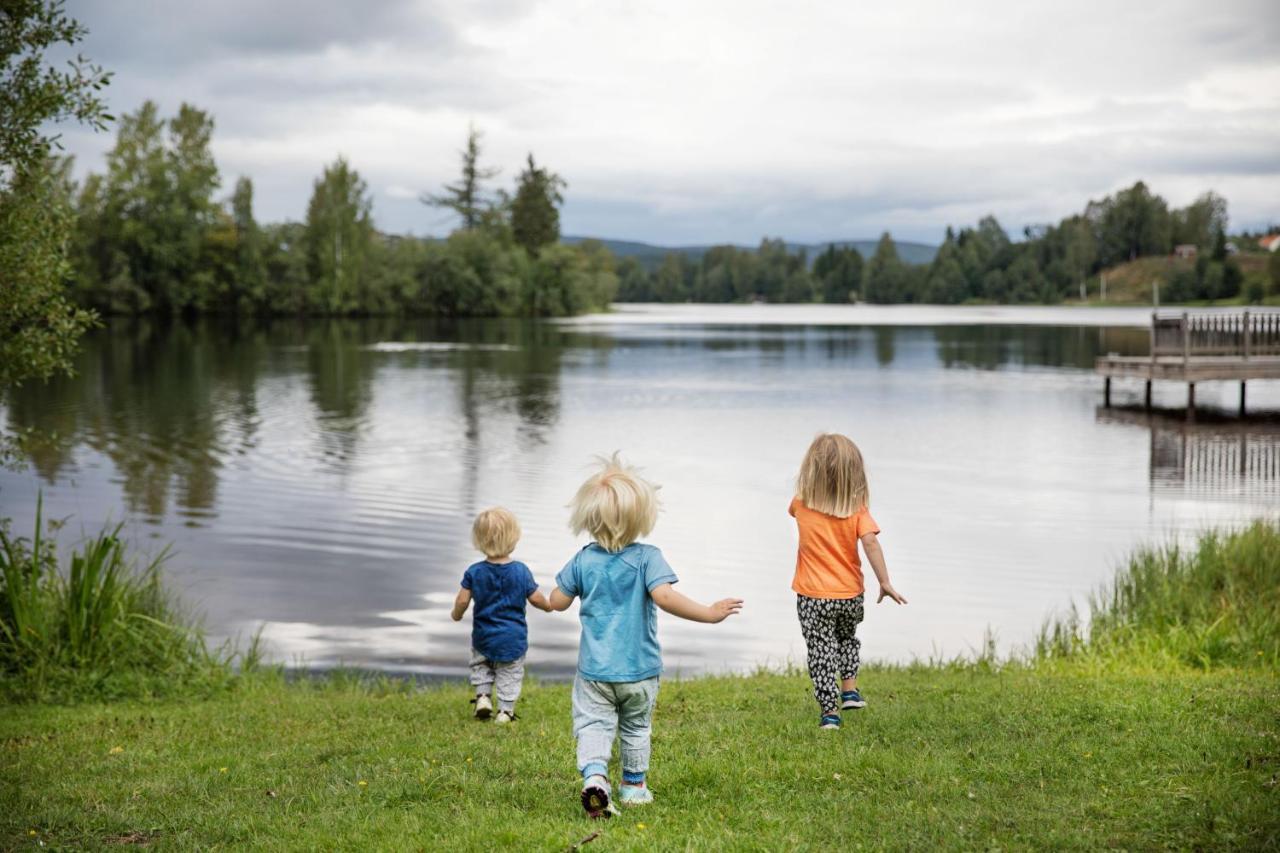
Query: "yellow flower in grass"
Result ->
[[637, 823, 647, 831], [108, 746, 124, 755], [219, 767, 229, 773], [358, 780, 368, 787]]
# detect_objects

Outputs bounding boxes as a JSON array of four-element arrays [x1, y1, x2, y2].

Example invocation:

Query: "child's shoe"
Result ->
[[495, 710, 516, 725], [841, 689, 867, 710], [472, 693, 493, 720], [819, 713, 842, 730], [581, 775, 618, 819], [619, 783, 654, 806]]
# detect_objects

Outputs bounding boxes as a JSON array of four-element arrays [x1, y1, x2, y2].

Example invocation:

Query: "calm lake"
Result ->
[[2, 304, 1278, 678]]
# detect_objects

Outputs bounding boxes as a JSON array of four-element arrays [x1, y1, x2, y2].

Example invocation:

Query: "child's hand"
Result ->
[[877, 584, 907, 605], [708, 598, 744, 623]]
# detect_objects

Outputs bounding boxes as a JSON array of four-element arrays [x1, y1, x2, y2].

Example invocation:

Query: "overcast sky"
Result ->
[[59, 0, 1280, 245]]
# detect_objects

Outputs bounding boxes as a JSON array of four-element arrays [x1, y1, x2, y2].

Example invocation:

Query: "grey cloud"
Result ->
[[74, 0, 461, 66]]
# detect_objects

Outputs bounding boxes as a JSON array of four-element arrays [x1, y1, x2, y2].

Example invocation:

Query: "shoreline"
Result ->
[[561, 302, 1276, 329]]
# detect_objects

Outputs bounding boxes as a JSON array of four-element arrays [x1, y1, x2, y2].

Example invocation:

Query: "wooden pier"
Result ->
[[1096, 311, 1280, 415]]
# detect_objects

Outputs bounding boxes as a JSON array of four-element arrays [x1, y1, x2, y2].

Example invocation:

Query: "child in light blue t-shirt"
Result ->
[[549, 454, 743, 819]]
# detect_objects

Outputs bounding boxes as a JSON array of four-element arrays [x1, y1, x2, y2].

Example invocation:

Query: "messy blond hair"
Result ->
[[568, 452, 660, 552], [472, 507, 521, 558], [796, 433, 869, 519]]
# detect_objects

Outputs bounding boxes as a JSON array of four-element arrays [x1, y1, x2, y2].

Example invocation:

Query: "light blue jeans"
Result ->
[[572, 674, 660, 783]]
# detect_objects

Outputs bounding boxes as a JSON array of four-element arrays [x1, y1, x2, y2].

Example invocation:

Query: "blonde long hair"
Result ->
[[795, 433, 869, 518], [568, 452, 660, 552]]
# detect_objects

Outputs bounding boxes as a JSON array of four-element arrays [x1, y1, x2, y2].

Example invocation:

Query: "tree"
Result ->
[[165, 104, 220, 310], [510, 154, 566, 255], [863, 233, 908, 303], [231, 177, 266, 310], [1172, 191, 1228, 251], [77, 101, 220, 313], [423, 125, 499, 231], [1090, 181, 1172, 265], [813, 245, 863, 303], [305, 157, 374, 314], [0, 0, 110, 388]]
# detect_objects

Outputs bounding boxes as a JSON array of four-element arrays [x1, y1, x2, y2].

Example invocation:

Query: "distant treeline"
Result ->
[[56, 101, 1273, 317], [617, 183, 1270, 305], [64, 102, 614, 318]]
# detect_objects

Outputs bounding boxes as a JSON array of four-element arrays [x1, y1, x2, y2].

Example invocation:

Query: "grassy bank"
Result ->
[[2, 666, 1277, 850], [1, 501, 240, 703], [2, 523, 1278, 849]]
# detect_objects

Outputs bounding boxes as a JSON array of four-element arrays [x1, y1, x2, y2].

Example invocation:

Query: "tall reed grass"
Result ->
[[1037, 520, 1280, 669], [0, 497, 244, 702]]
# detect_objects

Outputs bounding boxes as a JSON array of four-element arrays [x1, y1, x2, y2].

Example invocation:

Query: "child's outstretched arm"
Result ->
[[860, 532, 907, 604], [547, 587, 576, 612], [450, 588, 472, 621], [650, 583, 743, 624], [527, 589, 553, 612]]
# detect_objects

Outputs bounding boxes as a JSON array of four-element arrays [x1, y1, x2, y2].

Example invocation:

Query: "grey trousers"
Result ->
[[572, 674, 660, 782], [469, 648, 525, 712]]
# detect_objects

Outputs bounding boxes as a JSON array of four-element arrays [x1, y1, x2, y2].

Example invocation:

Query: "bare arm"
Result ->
[[527, 589, 552, 613], [860, 532, 907, 604], [548, 587, 576, 612], [451, 588, 472, 621], [649, 583, 743, 624]]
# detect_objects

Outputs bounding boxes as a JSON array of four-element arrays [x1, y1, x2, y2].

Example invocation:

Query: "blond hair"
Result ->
[[795, 433, 869, 519], [472, 507, 521, 558], [568, 452, 660, 552]]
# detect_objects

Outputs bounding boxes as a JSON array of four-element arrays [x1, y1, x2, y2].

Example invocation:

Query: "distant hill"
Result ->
[[561, 236, 937, 268]]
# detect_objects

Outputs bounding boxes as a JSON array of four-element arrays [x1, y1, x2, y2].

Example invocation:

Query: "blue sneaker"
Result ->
[[619, 783, 654, 805], [841, 689, 867, 710], [819, 714, 842, 730]]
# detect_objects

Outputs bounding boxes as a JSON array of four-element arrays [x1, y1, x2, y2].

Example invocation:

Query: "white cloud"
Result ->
[[62, 0, 1280, 242]]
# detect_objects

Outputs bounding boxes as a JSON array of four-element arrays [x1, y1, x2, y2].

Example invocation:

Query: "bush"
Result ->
[[0, 498, 238, 701]]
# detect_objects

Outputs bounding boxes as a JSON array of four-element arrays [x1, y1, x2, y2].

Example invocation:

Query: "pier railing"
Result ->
[[1151, 311, 1280, 361]]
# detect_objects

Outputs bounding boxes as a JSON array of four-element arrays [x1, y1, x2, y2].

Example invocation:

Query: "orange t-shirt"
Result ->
[[789, 496, 880, 599]]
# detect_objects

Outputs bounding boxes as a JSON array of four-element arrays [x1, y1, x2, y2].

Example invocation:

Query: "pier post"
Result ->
[[1240, 381, 1247, 417], [1104, 376, 1111, 407], [1144, 380, 1152, 410], [1187, 382, 1195, 414]]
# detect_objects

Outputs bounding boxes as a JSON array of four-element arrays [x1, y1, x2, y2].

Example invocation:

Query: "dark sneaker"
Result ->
[[819, 714, 842, 730], [841, 689, 867, 710], [581, 775, 618, 819]]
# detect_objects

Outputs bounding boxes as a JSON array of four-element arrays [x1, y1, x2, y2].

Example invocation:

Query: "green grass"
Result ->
[[2, 522, 1279, 849], [0, 499, 242, 703], [2, 666, 1277, 850], [1038, 520, 1280, 670]]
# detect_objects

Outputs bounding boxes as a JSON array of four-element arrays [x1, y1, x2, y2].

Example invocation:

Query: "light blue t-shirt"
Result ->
[[555, 542, 678, 682]]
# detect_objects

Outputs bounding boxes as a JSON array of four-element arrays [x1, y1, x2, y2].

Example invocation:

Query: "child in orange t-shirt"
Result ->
[[789, 433, 907, 729]]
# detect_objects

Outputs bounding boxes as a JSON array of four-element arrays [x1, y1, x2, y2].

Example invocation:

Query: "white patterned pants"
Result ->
[[797, 594, 864, 714]]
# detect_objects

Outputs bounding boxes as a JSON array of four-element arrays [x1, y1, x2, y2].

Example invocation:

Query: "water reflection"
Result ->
[[1, 309, 1274, 675], [934, 325, 1147, 370], [1096, 407, 1280, 501], [4, 318, 574, 519]]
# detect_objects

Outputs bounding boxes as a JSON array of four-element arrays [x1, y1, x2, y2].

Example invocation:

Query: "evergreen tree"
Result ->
[[423, 125, 499, 231], [863, 233, 907, 304], [510, 154, 566, 255], [813, 245, 863, 303], [305, 157, 373, 314]]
